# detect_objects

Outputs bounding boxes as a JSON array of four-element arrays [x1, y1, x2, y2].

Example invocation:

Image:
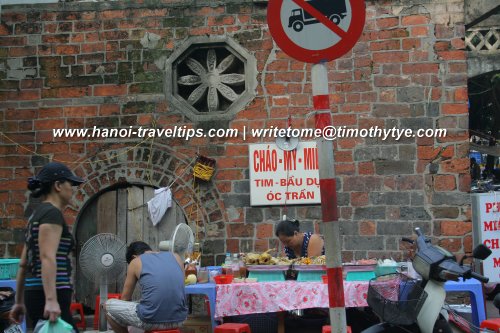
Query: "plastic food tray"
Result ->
[[343, 264, 377, 281], [247, 266, 287, 282], [246, 265, 289, 271], [375, 265, 399, 276], [294, 265, 326, 282], [293, 264, 326, 271]]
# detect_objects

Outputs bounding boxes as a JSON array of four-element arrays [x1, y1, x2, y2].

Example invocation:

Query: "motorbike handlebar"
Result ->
[[401, 237, 414, 244], [470, 271, 489, 283], [414, 227, 429, 250]]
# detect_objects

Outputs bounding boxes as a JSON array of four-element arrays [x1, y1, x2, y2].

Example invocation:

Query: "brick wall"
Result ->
[[0, 0, 470, 264]]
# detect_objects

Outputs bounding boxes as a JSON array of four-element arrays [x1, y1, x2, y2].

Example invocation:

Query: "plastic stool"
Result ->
[[144, 330, 181, 333], [444, 278, 486, 327], [215, 323, 251, 333], [322, 326, 352, 333], [481, 318, 500, 332], [70, 303, 85, 329], [93, 293, 121, 330], [185, 283, 217, 330]]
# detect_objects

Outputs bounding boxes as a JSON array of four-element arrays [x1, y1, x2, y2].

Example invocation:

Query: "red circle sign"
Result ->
[[267, 0, 366, 63]]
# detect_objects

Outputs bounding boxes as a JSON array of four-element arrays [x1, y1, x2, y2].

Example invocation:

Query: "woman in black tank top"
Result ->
[[275, 219, 325, 259]]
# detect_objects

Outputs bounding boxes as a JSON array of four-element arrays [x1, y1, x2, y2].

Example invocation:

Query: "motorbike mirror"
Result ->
[[472, 244, 492, 260]]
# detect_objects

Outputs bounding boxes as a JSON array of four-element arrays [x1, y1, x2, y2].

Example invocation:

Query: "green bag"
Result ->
[[35, 318, 74, 333]]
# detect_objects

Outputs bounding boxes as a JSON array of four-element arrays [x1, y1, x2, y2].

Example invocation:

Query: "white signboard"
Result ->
[[472, 193, 500, 283], [249, 142, 320, 206]]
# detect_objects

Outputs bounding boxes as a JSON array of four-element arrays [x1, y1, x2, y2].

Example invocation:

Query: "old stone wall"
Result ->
[[0, 0, 470, 264]]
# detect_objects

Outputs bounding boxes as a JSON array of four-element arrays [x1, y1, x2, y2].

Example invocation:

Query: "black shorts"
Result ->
[[24, 289, 77, 332]]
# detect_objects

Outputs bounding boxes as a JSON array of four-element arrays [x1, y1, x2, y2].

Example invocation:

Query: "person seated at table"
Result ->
[[275, 219, 325, 259], [106, 241, 187, 333]]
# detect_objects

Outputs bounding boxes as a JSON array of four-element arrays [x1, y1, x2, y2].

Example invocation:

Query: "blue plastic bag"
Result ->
[[34, 318, 74, 333]]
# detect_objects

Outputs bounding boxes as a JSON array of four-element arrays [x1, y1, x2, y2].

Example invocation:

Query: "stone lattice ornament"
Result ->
[[178, 49, 245, 112]]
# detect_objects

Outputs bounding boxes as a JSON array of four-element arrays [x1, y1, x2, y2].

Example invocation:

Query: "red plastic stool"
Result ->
[[215, 323, 251, 333], [70, 303, 85, 329], [93, 293, 121, 330], [481, 318, 500, 333], [322, 325, 352, 333], [144, 330, 181, 333]]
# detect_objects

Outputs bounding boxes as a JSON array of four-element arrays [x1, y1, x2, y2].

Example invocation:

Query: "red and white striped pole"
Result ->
[[312, 62, 347, 333]]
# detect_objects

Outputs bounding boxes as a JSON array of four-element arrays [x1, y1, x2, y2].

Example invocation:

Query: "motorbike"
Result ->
[[361, 227, 492, 333]]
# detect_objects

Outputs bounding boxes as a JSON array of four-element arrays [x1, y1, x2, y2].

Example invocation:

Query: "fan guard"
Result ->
[[79, 233, 127, 283]]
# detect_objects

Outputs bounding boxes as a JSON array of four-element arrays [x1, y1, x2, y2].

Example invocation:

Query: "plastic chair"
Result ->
[[93, 293, 121, 330], [144, 330, 181, 333], [481, 318, 500, 332], [214, 323, 251, 333], [70, 303, 85, 329], [322, 326, 352, 333], [444, 278, 486, 327]]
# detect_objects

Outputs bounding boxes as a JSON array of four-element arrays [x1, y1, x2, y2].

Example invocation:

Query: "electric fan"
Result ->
[[159, 223, 195, 259], [79, 233, 127, 332]]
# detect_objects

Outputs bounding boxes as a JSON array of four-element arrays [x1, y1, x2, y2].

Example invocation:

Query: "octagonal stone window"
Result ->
[[165, 36, 257, 122]]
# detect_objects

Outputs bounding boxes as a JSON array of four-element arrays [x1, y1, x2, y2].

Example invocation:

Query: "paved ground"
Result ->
[[40, 298, 500, 333], [284, 300, 499, 333]]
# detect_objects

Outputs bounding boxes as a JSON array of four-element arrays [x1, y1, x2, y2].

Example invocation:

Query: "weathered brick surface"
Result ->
[[0, 0, 471, 262]]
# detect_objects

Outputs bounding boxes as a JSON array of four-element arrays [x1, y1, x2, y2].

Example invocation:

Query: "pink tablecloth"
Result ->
[[215, 281, 369, 318]]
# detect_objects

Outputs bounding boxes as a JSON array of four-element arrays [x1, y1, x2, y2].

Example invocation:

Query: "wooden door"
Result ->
[[74, 184, 186, 308]]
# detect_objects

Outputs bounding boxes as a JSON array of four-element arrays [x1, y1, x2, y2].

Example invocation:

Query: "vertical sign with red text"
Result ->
[[249, 142, 320, 206], [472, 193, 500, 283]]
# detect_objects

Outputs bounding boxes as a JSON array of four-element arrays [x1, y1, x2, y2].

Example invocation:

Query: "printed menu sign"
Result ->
[[472, 192, 500, 283], [249, 142, 320, 206]]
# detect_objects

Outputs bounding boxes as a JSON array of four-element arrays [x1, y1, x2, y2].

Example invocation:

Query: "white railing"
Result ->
[[465, 26, 500, 53]]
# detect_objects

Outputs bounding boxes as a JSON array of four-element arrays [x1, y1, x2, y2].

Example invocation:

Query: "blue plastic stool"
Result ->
[[185, 282, 217, 332], [444, 278, 486, 327], [0, 280, 26, 332]]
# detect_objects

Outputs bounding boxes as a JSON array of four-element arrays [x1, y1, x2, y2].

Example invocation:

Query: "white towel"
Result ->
[[147, 187, 172, 226]]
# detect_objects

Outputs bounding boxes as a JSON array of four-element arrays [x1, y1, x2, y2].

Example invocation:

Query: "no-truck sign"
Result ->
[[267, 0, 366, 63]]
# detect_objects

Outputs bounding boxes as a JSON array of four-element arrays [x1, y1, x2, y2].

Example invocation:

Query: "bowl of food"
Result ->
[[214, 275, 234, 284]]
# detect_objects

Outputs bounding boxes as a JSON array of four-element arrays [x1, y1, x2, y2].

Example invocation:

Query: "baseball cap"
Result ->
[[35, 162, 85, 185]]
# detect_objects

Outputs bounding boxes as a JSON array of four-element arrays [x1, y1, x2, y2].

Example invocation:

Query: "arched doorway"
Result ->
[[74, 183, 187, 308]]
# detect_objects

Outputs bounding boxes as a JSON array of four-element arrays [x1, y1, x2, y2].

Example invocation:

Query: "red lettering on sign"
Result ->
[[484, 221, 500, 231], [485, 202, 500, 213], [255, 179, 274, 187], [280, 177, 302, 186], [304, 147, 318, 170], [283, 150, 297, 171], [307, 177, 319, 185], [485, 239, 500, 250], [494, 257, 500, 268], [253, 149, 278, 172]]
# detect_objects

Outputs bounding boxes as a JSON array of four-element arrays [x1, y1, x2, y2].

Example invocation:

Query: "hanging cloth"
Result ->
[[147, 187, 172, 226]]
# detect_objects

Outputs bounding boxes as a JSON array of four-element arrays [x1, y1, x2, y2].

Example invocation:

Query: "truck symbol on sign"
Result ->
[[288, 0, 347, 32]]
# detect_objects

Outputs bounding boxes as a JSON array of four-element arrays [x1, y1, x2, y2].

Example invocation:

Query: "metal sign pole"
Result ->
[[312, 63, 347, 333]]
